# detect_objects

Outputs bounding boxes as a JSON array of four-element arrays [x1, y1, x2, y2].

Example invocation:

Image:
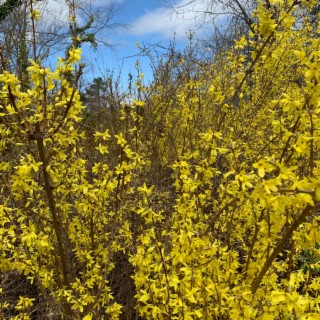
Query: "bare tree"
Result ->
[[0, 0, 124, 79]]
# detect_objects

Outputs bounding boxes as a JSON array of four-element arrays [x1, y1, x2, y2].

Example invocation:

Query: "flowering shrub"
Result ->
[[0, 0, 320, 319]]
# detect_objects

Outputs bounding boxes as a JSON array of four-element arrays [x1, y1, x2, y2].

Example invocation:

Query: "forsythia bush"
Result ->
[[0, 0, 320, 319], [0, 48, 144, 318]]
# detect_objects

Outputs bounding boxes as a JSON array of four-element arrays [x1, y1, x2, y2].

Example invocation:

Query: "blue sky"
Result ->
[[82, 0, 175, 85], [81, 0, 215, 86], [43, 0, 225, 87]]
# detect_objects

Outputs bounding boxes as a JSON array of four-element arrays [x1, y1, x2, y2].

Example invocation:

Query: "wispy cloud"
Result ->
[[128, 0, 225, 38], [37, 0, 120, 26], [36, 0, 69, 25]]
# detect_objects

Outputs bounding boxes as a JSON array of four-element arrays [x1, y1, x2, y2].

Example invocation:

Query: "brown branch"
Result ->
[[244, 209, 266, 273], [42, 69, 48, 121], [233, 0, 255, 34], [154, 223, 172, 319], [35, 127, 71, 299], [29, 0, 37, 62], [308, 100, 315, 176], [279, 115, 301, 163], [47, 64, 84, 137], [251, 203, 314, 294]]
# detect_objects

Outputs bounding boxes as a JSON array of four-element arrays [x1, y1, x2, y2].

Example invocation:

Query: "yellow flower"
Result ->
[[253, 159, 274, 178], [68, 47, 82, 64], [30, 9, 41, 21]]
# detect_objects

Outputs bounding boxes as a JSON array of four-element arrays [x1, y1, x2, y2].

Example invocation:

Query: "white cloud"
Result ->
[[35, 0, 69, 25], [36, 0, 117, 26], [128, 0, 225, 38]]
